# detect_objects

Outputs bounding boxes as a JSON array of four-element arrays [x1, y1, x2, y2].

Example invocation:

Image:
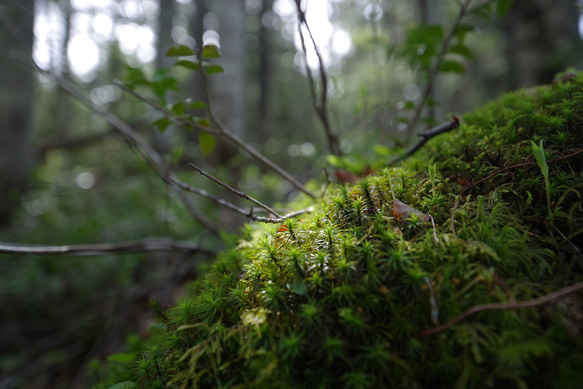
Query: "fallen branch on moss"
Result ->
[[464, 147, 583, 192], [419, 279, 583, 337], [0, 238, 215, 256], [390, 117, 460, 165]]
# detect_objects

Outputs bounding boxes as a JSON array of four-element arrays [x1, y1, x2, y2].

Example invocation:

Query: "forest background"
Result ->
[[1, 0, 582, 388]]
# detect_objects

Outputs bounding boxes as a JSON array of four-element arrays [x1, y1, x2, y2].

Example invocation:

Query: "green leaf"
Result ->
[[196, 117, 211, 127], [107, 353, 136, 363], [453, 24, 475, 41], [439, 61, 465, 73], [531, 140, 549, 178], [199, 132, 216, 156], [188, 101, 208, 110], [496, 0, 514, 17], [205, 64, 225, 75], [152, 117, 170, 132], [165, 45, 195, 57], [449, 44, 473, 58], [124, 66, 149, 87], [151, 69, 178, 101], [108, 382, 136, 389], [171, 102, 186, 115], [174, 60, 200, 70], [172, 146, 184, 164], [202, 44, 222, 59]]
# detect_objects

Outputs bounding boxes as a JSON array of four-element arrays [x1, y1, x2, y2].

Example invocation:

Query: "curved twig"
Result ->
[[419, 280, 583, 337]]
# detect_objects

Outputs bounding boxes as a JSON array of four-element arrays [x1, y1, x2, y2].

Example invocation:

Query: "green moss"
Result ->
[[95, 75, 583, 388]]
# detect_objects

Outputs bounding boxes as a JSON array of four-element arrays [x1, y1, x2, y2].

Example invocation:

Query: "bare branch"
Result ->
[[419, 280, 583, 337], [115, 79, 317, 199], [188, 163, 283, 218], [390, 117, 460, 165], [0, 238, 215, 256], [294, 0, 341, 156]]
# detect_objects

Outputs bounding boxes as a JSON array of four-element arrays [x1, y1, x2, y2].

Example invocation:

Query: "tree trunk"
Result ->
[[206, 0, 247, 164], [502, 0, 583, 88], [0, 1, 35, 228]]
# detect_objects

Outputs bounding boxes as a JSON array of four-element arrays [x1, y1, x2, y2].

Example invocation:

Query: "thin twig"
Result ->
[[0, 238, 214, 256], [407, 0, 473, 134], [188, 163, 283, 218], [419, 280, 583, 337], [320, 167, 332, 198], [390, 117, 460, 165], [294, 0, 341, 156], [464, 148, 583, 192]]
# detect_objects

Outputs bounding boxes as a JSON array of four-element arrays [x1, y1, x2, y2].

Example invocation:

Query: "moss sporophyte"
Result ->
[[95, 74, 583, 388]]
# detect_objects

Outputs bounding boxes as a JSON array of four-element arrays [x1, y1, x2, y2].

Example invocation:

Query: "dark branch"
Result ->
[[390, 117, 460, 165], [0, 238, 215, 256]]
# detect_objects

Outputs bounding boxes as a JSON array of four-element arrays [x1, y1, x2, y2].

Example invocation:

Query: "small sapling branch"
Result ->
[[294, 0, 341, 157], [406, 0, 473, 134]]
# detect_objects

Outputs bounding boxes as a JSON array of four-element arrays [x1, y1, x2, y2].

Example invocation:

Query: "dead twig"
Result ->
[[464, 147, 583, 193], [294, 0, 341, 156], [188, 163, 283, 218], [419, 280, 583, 337], [0, 238, 214, 256], [390, 117, 460, 165]]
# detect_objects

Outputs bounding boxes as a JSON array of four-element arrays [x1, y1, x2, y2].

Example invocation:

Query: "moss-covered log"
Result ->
[[94, 74, 583, 389]]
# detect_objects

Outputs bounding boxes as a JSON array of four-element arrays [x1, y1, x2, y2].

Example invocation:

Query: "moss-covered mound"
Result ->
[[96, 75, 583, 388]]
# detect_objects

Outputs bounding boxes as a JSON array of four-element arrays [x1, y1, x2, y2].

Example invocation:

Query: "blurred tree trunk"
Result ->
[[151, 0, 176, 155], [206, 0, 246, 164], [0, 1, 35, 228], [502, 0, 583, 88], [258, 0, 274, 143]]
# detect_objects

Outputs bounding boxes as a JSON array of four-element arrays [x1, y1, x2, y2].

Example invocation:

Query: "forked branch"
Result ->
[[294, 0, 341, 156]]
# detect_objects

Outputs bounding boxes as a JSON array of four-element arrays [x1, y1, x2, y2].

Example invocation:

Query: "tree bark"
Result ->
[[0, 1, 35, 228]]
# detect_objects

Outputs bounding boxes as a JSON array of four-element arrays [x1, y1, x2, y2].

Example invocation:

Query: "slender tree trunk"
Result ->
[[206, 0, 246, 164], [0, 1, 35, 228], [502, 0, 583, 88], [258, 0, 274, 144]]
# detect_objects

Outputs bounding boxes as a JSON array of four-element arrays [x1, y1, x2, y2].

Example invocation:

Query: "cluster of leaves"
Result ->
[[124, 44, 224, 157], [94, 74, 583, 388]]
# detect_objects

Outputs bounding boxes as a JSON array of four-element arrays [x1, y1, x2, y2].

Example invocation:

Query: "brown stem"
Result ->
[[464, 148, 583, 192], [419, 280, 583, 337]]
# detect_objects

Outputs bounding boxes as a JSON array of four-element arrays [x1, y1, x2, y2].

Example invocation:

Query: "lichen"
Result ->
[[94, 74, 583, 389]]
